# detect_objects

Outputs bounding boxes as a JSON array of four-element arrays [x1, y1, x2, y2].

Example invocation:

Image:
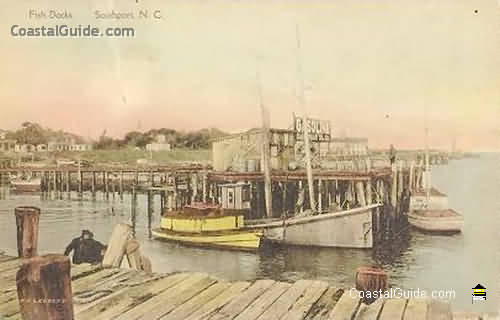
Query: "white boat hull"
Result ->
[[408, 211, 463, 233], [250, 204, 379, 248]]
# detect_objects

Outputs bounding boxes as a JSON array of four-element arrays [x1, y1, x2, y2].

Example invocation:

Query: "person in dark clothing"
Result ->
[[64, 230, 106, 264]]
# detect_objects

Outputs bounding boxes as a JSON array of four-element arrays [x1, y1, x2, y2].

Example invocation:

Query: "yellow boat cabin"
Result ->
[[153, 183, 262, 251]]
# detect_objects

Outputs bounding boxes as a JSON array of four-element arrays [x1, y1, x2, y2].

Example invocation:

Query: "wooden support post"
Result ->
[[91, 171, 96, 198], [398, 160, 403, 201], [78, 171, 83, 198], [112, 173, 116, 199], [355, 181, 366, 207], [16, 254, 74, 320], [202, 173, 207, 202], [15, 206, 40, 258], [135, 170, 139, 186], [102, 223, 132, 268], [147, 190, 153, 239], [52, 170, 56, 195], [335, 180, 340, 204], [125, 239, 153, 275], [191, 173, 198, 204], [409, 160, 414, 192], [131, 186, 137, 238], [366, 180, 373, 205], [65, 171, 70, 193], [391, 164, 397, 208], [160, 190, 165, 214], [317, 179, 322, 213], [119, 171, 124, 200], [105, 171, 109, 200]]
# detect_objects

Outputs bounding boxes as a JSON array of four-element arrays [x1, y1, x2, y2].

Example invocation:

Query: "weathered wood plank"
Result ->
[[117, 273, 215, 320], [426, 299, 452, 320], [136, 275, 217, 320], [77, 272, 190, 320], [184, 281, 251, 320], [283, 280, 329, 320], [161, 282, 232, 320], [354, 298, 385, 320], [0, 258, 21, 273], [452, 312, 480, 320], [257, 280, 312, 320], [304, 287, 343, 320], [480, 312, 500, 320], [208, 280, 276, 320], [402, 298, 427, 320], [377, 298, 407, 320], [0, 255, 17, 263], [328, 290, 361, 320], [234, 282, 291, 320]]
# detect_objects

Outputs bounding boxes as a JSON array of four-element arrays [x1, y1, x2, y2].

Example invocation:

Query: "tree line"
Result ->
[[3, 122, 227, 150]]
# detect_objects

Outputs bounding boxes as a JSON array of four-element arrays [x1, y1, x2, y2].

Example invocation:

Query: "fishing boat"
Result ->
[[152, 201, 263, 252], [247, 204, 379, 248], [10, 175, 41, 193], [407, 119, 463, 233], [407, 209, 463, 233]]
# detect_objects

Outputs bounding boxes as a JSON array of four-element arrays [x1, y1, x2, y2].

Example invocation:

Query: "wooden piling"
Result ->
[[409, 161, 414, 192], [125, 239, 153, 275], [15, 206, 40, 258], [317, 179, 322, 213], [119, 171, 124, 200], [16, 254, 74, 320], [104, 171, 109, 200], [65, 171, 70, 193], [91, 171, 96, 198], [131, 186, 137, 238], [355, 181, 366, 207], [102, 223, 132, 268], [193, 173, 199, 204], [147, 190, 153, 239], [202, 173, 207, 202]]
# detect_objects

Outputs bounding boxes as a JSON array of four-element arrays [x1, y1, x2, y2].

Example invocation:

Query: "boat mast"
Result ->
[[295, 25, 316, 213], [424, 107, 431, 207], [256, 59, 273, 218]]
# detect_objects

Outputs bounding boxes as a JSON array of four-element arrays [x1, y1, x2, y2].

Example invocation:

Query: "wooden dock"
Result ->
[[2, 253, 492, 320]]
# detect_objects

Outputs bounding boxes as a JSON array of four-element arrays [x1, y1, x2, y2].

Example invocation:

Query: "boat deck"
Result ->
[[0, 253, 495, 319]]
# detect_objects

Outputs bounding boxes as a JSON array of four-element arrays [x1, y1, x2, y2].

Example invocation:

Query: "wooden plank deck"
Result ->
[[0, 254, 496, 320]]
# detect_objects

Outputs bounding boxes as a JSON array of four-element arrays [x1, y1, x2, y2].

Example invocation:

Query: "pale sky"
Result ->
[[1, 0, 499, 151]]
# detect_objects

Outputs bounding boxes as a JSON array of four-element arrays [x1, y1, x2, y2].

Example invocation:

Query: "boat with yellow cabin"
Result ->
[[152, 185, 263, 251]]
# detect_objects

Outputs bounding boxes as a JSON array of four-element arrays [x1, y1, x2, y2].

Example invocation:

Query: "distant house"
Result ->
[[36, 144, 48, 152], [69, 144, 93, 152], [146, 134, 171, 152], [14, 144, 36, 153]]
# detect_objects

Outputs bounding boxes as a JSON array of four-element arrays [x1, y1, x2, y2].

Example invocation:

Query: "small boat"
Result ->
[[152, 202, 263, 251], [10, 176, 41, 193], [407, 209, 463, 233]]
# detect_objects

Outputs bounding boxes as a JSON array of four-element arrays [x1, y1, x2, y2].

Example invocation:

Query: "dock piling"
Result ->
[[16, 254, 74, 320], [14, 206, 40, 258]]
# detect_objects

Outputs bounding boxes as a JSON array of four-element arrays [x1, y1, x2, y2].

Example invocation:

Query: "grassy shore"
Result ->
[[0, 148, 212, 166]]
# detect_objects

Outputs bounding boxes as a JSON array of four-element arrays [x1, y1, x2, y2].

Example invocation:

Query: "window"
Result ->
[[228, 189, 234, 204]]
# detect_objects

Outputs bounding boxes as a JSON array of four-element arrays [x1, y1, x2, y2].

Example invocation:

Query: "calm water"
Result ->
[[0, 154, 498, 312]]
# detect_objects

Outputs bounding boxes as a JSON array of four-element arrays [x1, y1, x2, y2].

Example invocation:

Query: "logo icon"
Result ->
[[472, 284, 486, 303]]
